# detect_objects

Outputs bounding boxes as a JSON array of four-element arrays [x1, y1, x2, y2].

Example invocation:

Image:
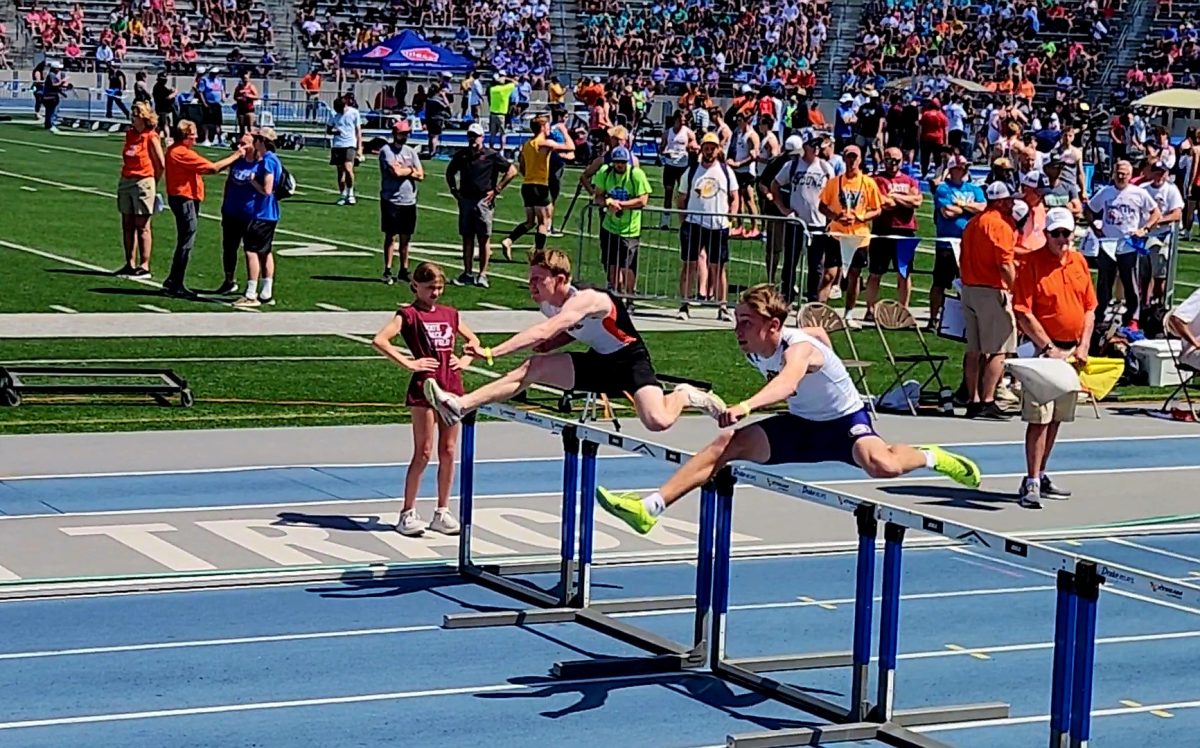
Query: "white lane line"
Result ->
[[917, 697, 1200, 734], [477, 302, 511, 310], [0, 454, 637, 482], [0, 239, 159, 290], [137, 304, 172, 314], [0, 677, 631, 730], [0, 624, 439, 661], [37, 149, 50, 154], [1108, 537, 1200, 566], [315, 303, 348, 312], [48, 305, 77, 314], [0, 159, 533, 288], [951, 546, 1200, 617], [19, 186, 37, 192]]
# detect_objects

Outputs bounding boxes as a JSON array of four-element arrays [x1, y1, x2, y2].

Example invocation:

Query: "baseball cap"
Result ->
[[1151, 160, 1170, 172], [1045, 207, 1076, 233], [947, 155, 970, 170], [609, 146, 631, 162], [496, 69, 507, 78], [393, 119, 411, 134], [986, 181, 1013, 201], [1020, 170, 1049, 191], [701, 132, 720, 146], [1013, 199, 1029, 223], [255, 127, 277, 143], [784, 134, 804, 153], [467, 122, 485, 136], [843, 144, 863, 160], [840, 93, 854, 103], [741, 83, 753, 93]]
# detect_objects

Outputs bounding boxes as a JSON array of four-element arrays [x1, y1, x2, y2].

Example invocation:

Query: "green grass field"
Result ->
[[0, 123, 1187, 433]]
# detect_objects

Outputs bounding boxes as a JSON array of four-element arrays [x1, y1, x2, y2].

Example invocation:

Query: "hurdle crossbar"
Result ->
[[445, 403, 1200, 746], [442, 404, 715, 679]]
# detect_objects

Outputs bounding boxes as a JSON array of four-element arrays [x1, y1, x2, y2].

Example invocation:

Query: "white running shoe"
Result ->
[[429, 509, 461, 535], [675, 383, 727, 420], [347, 194, 357, 205], [397, 510, 426, 536], [423, 379, 464, 425]]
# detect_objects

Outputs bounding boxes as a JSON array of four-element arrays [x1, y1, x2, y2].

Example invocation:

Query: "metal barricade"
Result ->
[[572, 204, 812, 308]]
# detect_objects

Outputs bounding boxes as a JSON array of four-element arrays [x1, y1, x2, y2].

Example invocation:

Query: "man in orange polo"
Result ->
[[959, 182, 1019, 420], [1011, 208, 1097, 508], [162, 119, 249, 295]]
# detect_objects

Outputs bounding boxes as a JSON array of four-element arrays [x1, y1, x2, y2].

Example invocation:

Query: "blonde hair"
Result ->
[[131, 101, 158, 128], [174, 119, 198, 141], [528, 248, 572, 278], [412, 261, 446, 285], [739, 284, 790, 324]]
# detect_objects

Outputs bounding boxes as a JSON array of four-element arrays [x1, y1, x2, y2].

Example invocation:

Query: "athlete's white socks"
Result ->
[[642, 492, 666, 517], [921, 449, 936, 469], [245, 280, 259, 300], [261, 278, 274, 298]]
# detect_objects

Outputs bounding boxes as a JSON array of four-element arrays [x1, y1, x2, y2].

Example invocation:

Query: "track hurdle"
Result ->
[[442, 403, 717, 679], [711, 466, 1200, 747]]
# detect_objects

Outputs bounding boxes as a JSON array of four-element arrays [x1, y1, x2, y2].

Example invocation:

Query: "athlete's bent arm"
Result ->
[[456, 319, 481, 370], [372, 315, 438, 372], [723, 342, 819, 427], [475, 291, 608, 358]]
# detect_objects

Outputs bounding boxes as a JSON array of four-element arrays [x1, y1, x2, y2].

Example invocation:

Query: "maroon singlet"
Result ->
[[397, 303, 464, 407]]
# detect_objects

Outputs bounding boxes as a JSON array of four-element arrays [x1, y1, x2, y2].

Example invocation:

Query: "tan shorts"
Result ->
[[1021, 389, 1078, 424], [117, 177, 156, 216], [961, 284, 1017, 355]]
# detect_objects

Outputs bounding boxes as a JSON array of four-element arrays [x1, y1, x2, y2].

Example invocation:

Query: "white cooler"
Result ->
[[1130, 339, 1186, 387]]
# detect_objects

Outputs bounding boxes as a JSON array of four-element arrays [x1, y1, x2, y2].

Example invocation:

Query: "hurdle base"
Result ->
[[714, 660, 849, 723], [459, 565, 564, 611], [442, 592, 696, 629], [727, 722, 882, 747], [889, 702, 1010, 727], [725, 651, 853, 674], [552, 652, 691, 679]]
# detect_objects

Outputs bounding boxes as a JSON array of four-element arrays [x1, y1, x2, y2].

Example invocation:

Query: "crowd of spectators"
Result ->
[[294, 0, 552, 80], [845, 0, 1116, 102], [19, 0, 274, 75], [577, 0, 830, 91], [1120, 11, 1200, 100]]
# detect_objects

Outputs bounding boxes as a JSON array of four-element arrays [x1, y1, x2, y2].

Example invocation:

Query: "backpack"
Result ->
[[276, 163, 297, 200]]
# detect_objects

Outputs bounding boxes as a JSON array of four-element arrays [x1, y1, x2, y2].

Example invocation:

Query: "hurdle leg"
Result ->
[[444, 425, 583, 627], [574, 439, 599, 607], [849, 503, 878, 722], [1069, 562, 1101, 748], [456, 413, 477, 571], [1050, 570, 1078, 748]]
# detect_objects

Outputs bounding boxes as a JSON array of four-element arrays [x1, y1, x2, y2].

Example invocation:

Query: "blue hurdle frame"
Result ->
[[711, 470, 1010, 748], [442, 408, 718, 680], [439, 404, 1198, 747]]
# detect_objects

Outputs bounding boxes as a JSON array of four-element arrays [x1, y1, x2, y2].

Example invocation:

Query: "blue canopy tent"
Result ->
[[339, 30, 476, 74]]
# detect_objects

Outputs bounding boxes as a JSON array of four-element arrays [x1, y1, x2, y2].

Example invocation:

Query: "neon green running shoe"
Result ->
[[595, 486, 658, 535], [923, 446, 982, 489]]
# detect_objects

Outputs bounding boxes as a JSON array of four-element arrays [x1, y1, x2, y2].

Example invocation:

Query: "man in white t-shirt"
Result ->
[[592, 284, 983, 535], [1141, 161, 1185, 303], [676, 132, 739, 321], [1086, 160, 1161, 336], [327, 94, 364, 205], [943, 96, 968, 154], [770, 133, 837, 304], [1168, 288, 1200, 370]]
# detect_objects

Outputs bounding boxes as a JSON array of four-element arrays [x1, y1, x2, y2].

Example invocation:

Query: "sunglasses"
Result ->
[[1048, 229, 1072, 238], [884, 157, 901, 164]]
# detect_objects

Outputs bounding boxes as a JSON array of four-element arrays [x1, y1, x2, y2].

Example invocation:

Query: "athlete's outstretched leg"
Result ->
[[424, 353, 575, 424], [596, 424, 771, 534], [853, 437, 981, 487], [630, 383, 725, 432]]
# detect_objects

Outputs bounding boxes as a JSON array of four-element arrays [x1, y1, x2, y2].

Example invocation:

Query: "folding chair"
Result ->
[[872, 299, 953, 416], [798, 302, 876, 416], [1161, 320, 1200, 420]]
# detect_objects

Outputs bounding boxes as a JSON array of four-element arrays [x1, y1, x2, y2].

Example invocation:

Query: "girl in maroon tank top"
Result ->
[[372, 262, 481, 537]]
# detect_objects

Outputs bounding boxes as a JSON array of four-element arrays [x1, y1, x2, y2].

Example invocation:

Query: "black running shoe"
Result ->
[[1040, 475, 1072, 499]]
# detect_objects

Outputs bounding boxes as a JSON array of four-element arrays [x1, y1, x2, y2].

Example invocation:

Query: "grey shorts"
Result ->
[[458, 197, 494, 237]]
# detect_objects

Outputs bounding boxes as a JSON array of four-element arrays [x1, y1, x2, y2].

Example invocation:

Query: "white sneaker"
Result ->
[[336, 194, 348, 206], [844, 314, 863, 331], [423, 379, 464, 425], [474, 274, 490, 289], [675, 383, 727, 420], [429, 509, 461, 535], [347, 194, 357, 205], [397, 510, 426, 536]]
